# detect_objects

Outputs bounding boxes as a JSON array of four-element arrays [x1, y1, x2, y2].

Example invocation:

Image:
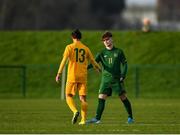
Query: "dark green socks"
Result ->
[[95, 98, 132, 120], [122, 98, 133, 118], [95, 98, 105, 120]]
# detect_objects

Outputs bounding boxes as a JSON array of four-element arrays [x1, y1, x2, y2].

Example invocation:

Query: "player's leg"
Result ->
[[86, 94, 107, 124], [119, 93, 134, 123], [65, 82, 79, 124], [95, 93, 108, 121], [95, 82, 112, 122], [115, 81, 133, 123], [87, 81, 111, 124], [78, 83, 88, 125], [79, 95, 87, 125]]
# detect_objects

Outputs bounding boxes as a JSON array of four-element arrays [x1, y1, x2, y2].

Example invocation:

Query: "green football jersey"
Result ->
[[89, 47, 127, 80]]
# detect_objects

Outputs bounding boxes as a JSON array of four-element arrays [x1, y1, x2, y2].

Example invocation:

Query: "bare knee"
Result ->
[[66, 94, 73, 98], [79, 95, 86, 102], [119, 93, 127, 101], [98, 94, 108, 100]]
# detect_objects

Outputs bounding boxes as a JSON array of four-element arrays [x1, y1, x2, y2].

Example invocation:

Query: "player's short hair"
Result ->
[[72, 29, 82, 39], [102, 31, 112, 40]]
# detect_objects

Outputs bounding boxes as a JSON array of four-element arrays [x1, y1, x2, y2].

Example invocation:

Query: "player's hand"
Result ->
[[120, 77, 125, 82], [95, 65, 101, 73], [55, 74, 61, 83], [97, 68, 102, 73]]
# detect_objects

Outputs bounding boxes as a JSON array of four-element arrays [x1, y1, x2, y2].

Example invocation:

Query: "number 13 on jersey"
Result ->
[[74, 48, 86, 63]]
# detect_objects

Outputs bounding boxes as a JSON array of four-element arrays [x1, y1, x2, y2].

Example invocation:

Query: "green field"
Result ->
[[0, 31, 180, 99], [0, 31, 180, 133], [0, 98, 180, 134]]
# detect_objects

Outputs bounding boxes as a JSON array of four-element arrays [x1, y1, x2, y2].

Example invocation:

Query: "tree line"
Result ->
[[0, 0, 125, 30]]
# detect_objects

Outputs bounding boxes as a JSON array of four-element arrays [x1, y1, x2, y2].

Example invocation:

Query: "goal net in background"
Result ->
[[0, 65, 26, 98], [1, 64, 179, 99], [0, 64, 66, 99]]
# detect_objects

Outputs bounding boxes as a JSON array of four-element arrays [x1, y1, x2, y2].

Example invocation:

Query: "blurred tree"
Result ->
[[0, 0, 126, 30], [68, 0, 97, 29], [91, 0, 125, 14], [90, 0, 125, 29], [0, 0, 78, 29], [0, 0, 40, 29], [0, 0, 15, 29], [35, 0, 75, 29], [157, 0, 180, 22]]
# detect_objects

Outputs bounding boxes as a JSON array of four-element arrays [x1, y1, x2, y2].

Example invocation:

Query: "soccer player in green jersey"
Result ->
[[87, 31, 134, 124]]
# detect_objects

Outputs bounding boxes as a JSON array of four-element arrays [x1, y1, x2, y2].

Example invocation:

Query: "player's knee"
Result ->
[[66, 94, 73, 98], [119, 94, 127, 101], [79, 95, 86, 102], [98, 94, 107, 99]]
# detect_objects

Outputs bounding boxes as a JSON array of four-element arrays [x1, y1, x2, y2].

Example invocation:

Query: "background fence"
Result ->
[[0, 64, 180, 99]]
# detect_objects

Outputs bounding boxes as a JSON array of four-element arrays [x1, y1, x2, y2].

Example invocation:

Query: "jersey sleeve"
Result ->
[[87, 48, 101, 71], [63, 45, 70, 58], [87, 53, 101, 69], [120, 50, 128, 78], [120, 50, 127, 64], [57, 46, 69, 74]]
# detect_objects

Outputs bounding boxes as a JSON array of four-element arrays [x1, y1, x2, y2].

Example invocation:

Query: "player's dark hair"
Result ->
[[71, 29, 82, 39], [102, 31, 112, 40]]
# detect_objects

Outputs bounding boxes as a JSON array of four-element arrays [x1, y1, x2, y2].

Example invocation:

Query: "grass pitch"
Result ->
[[0, 98, 180, 134]]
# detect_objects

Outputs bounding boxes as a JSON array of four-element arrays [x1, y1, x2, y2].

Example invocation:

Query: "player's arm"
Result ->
[[121, 61, 128, 78], [56, 46, 69, 83], [87, 53, 100, 70], [120, 51, 128, 82], [56, 56, 68, 83], [87, 49, 101, 72]]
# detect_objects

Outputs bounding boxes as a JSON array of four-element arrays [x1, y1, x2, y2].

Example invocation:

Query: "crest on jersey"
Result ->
[[104, 55, 107, 58], [114, 53, 118, 57]]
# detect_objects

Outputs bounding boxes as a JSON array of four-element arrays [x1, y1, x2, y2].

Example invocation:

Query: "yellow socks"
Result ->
[[66, 96, 88, 125], [66, 96, 78, 113], [80, 101, 88, 123]]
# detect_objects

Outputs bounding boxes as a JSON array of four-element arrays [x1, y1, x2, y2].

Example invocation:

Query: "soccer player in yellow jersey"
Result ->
[[56, 29, 101, 125]]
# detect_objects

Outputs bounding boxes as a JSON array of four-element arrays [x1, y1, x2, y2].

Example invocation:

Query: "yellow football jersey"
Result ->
[[57, 41, 100, 83]]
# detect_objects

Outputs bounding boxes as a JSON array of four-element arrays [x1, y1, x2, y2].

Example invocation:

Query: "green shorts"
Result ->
[[99, 78, 126, 96]]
